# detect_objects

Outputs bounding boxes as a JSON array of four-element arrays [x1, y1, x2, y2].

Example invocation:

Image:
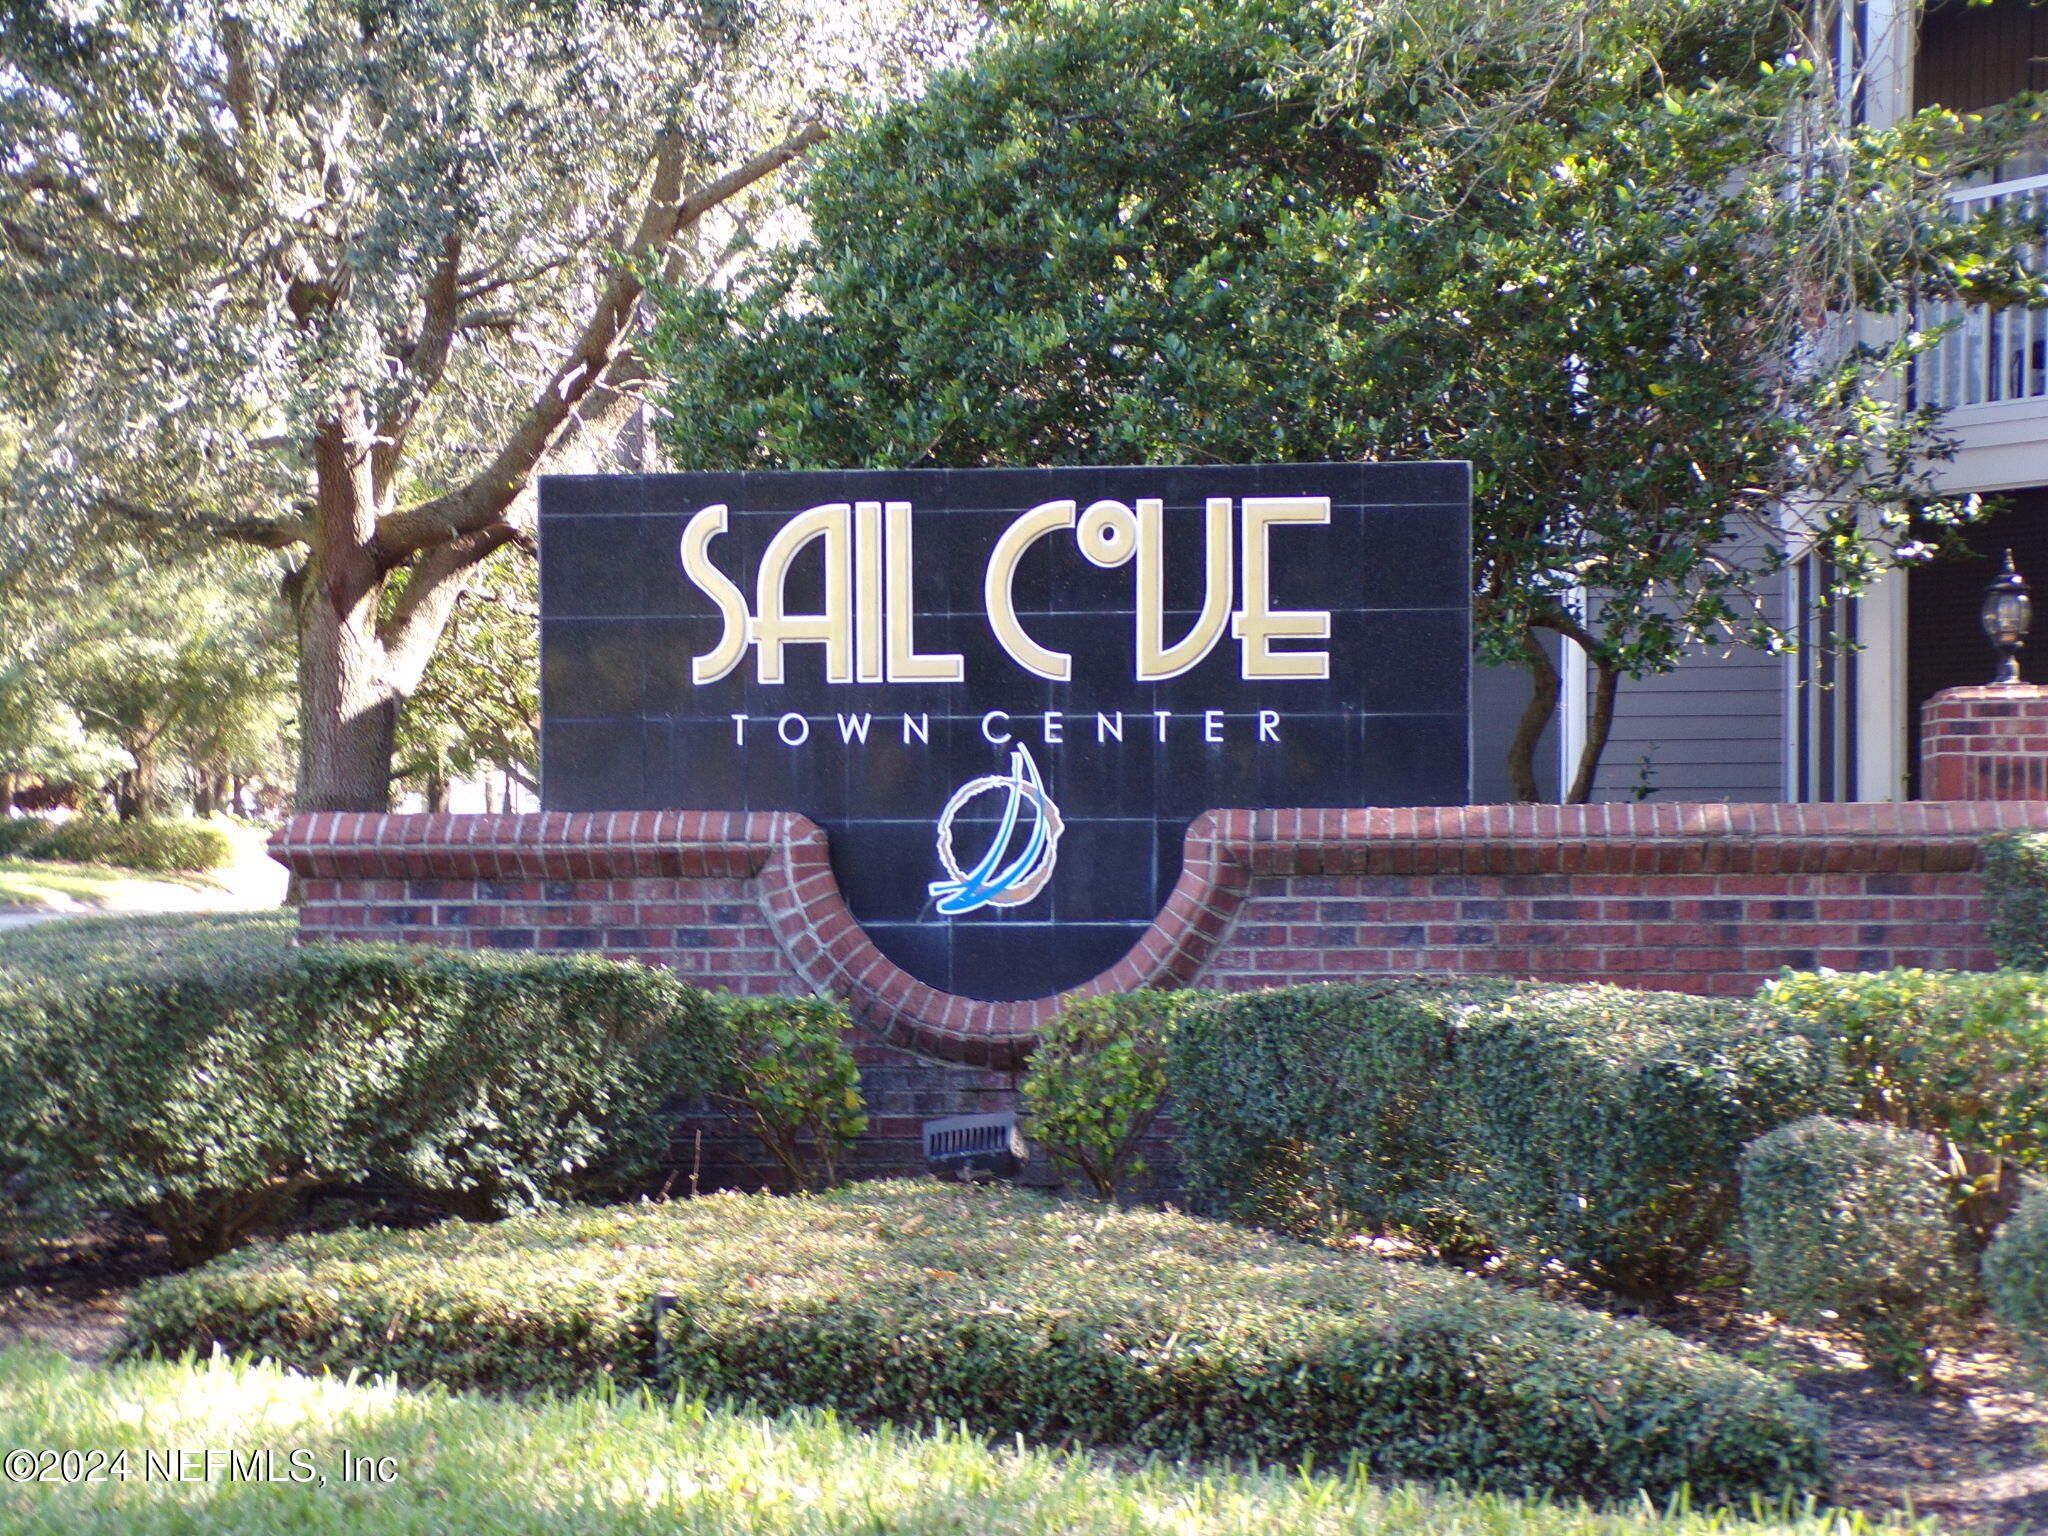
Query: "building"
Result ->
[[1532, 0, 2048, 805]]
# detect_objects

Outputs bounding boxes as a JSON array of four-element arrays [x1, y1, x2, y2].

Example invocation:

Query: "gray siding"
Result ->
[[1586, 642, 1786, 803]]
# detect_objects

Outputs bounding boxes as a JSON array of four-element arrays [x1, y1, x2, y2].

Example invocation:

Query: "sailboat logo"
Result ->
[[928, 743, 1066, 916]]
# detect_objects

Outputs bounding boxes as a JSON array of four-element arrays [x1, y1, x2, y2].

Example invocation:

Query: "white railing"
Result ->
[[1913, 168, 2048, 413]]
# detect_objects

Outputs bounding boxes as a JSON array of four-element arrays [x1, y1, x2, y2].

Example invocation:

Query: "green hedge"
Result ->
[[1740, 1117, 1970, 1387], [0, 941, 729, 1261], [1984, 1180, 2048, 1378], [0, 815, 235, 872], [120, 1180, 1829, 1505], [1171, 981, 1834, 1297], [1984, 831, 2048, 969], [1760, 968, 2048, 1238]]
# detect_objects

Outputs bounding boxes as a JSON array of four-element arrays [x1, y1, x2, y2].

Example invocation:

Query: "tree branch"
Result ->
[[378, 522, 526, 691], [375, 121, 828, 561], [99, 494, 307, 550], [376, 230, 463, 498]]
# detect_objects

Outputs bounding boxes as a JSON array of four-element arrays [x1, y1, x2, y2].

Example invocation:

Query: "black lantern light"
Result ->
[[1982, 549, 2033, 686]]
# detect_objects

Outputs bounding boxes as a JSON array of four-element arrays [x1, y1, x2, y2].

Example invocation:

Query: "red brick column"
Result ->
[[1920, 685, 2048, 800]]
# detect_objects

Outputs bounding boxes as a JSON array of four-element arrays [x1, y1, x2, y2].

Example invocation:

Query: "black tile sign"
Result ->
[[541, 464, 1471, 1001]]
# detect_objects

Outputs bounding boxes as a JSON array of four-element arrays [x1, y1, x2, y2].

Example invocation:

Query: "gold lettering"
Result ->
[[854, 501, 885, 682], [984, 499, 1074, 681], [1231, 496, 1331, 680], [885, 501, 964, 682], [1137, 496, 1233, 681], [679, 504, 750, 685], [753, 503, 852, 684]]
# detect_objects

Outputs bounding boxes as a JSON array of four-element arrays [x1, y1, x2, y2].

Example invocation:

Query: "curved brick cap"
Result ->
[[272, 801, 2045, 1066]]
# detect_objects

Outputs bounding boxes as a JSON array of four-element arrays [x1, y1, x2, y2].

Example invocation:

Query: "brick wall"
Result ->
[[1921, 684, 2048, 800], [273, 800, 2043, 1191]]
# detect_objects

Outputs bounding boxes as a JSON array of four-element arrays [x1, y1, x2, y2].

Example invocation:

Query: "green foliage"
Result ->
[[1983, 1181, 2048, 1382], [1760, 968, 2048, 1238], [2, 815, 236, 873], [0, 942, 728, 1262], [0, 549, 292, 815], [394, 553, 538, 808], [119, 1180, 1829, 1504], [1021, 990, 1198, 1199], [651, 0, 2048, 797], [710, 995, 866, 1191], [1982, 831, 2048, 969], [0, 1344, 1892, 1536], [1171, 981, 1835, 1297], [1739, 1117, 1971, 1390], [0, 0, 982, 813]]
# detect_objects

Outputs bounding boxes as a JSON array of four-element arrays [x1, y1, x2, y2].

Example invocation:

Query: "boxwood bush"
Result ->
[[1984, 1180, 2048, 1379], [0, 941, 730, 1261], [119, 1180, 1829, 1505], [0, 814, 235, 872], [1739, 1117, 1971, 1388], [1171, 981, 1834, 1297]]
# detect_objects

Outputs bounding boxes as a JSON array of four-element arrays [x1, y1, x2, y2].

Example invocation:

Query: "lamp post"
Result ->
[[1982, 550, 2033, 686]]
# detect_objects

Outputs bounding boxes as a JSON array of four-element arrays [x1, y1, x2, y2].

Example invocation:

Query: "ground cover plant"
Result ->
[[120, 1179, 1830, 1505], [1171, 981, 1833, 1297], [0, 1344, 1914, 1536], [0, 937, 729, 1261]]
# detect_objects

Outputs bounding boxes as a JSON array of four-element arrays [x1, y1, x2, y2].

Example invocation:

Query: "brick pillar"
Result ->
[[1920, 684, 2048, 800]]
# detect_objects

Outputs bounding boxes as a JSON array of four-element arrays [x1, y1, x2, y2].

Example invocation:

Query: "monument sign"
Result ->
[[540, 463, 1470, 999]]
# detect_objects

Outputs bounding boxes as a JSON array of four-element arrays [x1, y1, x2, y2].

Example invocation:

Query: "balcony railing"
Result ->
[[1912, 169, 2048, 414]]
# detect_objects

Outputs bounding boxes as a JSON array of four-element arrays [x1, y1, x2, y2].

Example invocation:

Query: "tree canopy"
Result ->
[[650, 0, 2048, 798], [0, 0, 980, 811]]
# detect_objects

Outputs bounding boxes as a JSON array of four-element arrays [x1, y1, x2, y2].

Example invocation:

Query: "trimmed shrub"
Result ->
[[0, 943, 729, 1261], [1984, 1180, 2048, 1379], [1022, 990, 1201, 1199], [3, 815, 235, 873], [1761, 967, 2048, 1239], [1739, 1117, 1970, 1388], [119, 1180, 1830, 1505], [1984, 830, 2048, 969], [710, 995, 866, 1190], [1172, 981, 1834, 1297], [0, 817, 45, 857]]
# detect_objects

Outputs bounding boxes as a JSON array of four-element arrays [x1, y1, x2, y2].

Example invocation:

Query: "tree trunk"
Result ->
[[193, 775, 215, 818], [425, 772, 450, 813], [1565, 656, 1621, 805], [231, 774, 249, 818], [294, 412, 400, 815], [1506, 625, 1561, 803], [0, 772, 14, 814]]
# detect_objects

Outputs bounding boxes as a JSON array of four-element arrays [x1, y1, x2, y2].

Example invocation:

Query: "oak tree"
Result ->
[[0, 0, 977, 811]]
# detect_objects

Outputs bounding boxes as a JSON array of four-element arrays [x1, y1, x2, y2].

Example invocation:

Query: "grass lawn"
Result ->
[[0, 859, 221, 912], [0, 910, 293, 971], [0, 1345, 1923, 1536]]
